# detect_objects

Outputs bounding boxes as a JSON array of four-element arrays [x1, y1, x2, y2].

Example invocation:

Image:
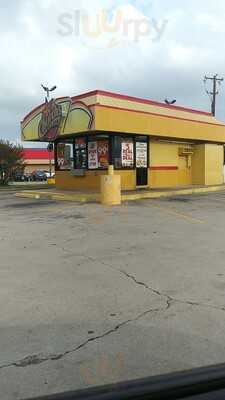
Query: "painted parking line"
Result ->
[[143, 202, 205, 224]]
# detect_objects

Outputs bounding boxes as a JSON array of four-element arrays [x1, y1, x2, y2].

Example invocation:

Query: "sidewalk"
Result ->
[[15, 184, 225, 203]]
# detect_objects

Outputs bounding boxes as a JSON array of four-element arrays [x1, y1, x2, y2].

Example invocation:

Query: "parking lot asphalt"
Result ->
[[1, 191, 225, 399]]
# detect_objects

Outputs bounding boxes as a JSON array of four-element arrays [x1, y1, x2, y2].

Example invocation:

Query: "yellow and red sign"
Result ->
[[39, 99, 63, 141], [21, 98, 93, 142]]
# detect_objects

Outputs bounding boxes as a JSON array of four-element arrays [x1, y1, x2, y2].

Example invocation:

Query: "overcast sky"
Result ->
[[2, 0, 225, 143]]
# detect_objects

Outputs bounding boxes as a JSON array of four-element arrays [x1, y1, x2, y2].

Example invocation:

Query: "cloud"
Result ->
[[1, 0, 225, 142]]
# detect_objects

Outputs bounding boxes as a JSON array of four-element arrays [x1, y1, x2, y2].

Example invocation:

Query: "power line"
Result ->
[[203, 74, 224, 116]]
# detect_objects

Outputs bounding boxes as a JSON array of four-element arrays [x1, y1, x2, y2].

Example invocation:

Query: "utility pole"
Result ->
[[204, 74, 224, 116]]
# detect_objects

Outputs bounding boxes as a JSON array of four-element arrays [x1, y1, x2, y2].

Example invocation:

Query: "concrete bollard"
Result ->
[[100, 165, 121, 205]]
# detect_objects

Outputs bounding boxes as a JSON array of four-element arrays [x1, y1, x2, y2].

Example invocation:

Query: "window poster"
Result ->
[[57, 143, 71, 170], [75, 138, 86, 169], [88, 141, 98, 169], [75, 138, 86, 149], [136, 142, 147, 168], [97, 140, 109, 169], [122, 140, 134, 167]]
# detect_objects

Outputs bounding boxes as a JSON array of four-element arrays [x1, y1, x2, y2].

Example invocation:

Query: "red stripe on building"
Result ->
[[23, 149, 54, 160]]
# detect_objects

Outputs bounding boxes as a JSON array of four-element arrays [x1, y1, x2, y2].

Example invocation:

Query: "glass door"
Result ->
[[136, 137, 148, 186]]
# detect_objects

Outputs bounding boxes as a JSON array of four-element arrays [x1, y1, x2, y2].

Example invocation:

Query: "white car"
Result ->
[[44, 171, 55, 179]]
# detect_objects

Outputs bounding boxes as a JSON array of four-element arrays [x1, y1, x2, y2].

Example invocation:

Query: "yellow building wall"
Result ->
[[55, 143, 224, 191], [178, 156, 192, 186], [95, 106, 225, 143], [56, 171, 104, 190], [192, 145, 206, 185], [150, 141, 178, 188], [114, 170, 136, 190], [205, 144, 224, 185], [150, 141, 176, 188], [150, 141, 179, 166], [149, 141, 193, 188], [56, 170, 136, 191], [149, 169, 177, 188], [192, 144, 224, 185]]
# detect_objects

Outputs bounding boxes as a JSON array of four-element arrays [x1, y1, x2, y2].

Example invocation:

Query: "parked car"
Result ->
[[23, 173, 32, 182], [13, 172, 25, 182], [44, 170, 55, 179], [31, 170, 47, 181]]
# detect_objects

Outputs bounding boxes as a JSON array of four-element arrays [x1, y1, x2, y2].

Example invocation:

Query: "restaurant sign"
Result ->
[[21, 98, 94, 142], [39, 99, 63, 141]]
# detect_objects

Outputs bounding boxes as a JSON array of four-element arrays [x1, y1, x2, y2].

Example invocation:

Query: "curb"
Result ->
[[122, 185, 225, 201], [15, 185, 225, 204], [15, 191, 100, 203]]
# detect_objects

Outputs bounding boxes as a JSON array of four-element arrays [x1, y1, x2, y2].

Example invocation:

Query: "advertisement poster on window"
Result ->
[[75, 138, 86, 169], [122, 140, 134, 167], [98, 140, 109, 169], [88, 141, 98, 169], [75, 138, 86, 149], [136, 142, 147, 168], [57, 143, 71, 170]]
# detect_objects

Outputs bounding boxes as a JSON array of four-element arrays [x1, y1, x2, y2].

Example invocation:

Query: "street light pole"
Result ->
[[41, 85, 57, 177], [41, 84, 57, 102], [47, 143, 53, 177]]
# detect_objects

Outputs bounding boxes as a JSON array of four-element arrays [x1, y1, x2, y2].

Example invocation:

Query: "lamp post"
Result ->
[[41, 84, 57, 177], [165, 98, 177, 105], [47, 143, 54, 177], [41, 84, 57, 102]]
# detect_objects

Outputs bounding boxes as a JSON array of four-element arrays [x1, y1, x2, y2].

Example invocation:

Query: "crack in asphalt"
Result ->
[[0, 306, 164, 370], [85, 256, 225, 313], [119, 269, 225, 312], [3, 255, 224, 371]]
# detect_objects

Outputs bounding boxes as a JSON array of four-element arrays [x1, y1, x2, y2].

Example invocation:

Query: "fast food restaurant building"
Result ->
[[21, 90, 225, 191]]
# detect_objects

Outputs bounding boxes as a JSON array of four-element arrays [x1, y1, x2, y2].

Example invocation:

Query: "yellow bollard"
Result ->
[[100, 165, 121, 205], [47, 178, 55, 185], [108, 165, 114, 176]]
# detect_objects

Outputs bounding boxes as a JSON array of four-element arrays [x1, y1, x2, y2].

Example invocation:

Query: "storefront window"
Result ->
[[56, 141, 73, 170], [88, 139, 109, 169], [74, 138, 87, 169], [113, 136, 134, 169], [55, 135, 137, 171]]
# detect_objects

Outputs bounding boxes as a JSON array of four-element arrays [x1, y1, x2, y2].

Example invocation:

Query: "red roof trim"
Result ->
[[21, 103, 44, 124], [94, 103, 225, 128], [72, 89, 212, 116], [71, 90, 98, 102], [22, 90, 213, 126]]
